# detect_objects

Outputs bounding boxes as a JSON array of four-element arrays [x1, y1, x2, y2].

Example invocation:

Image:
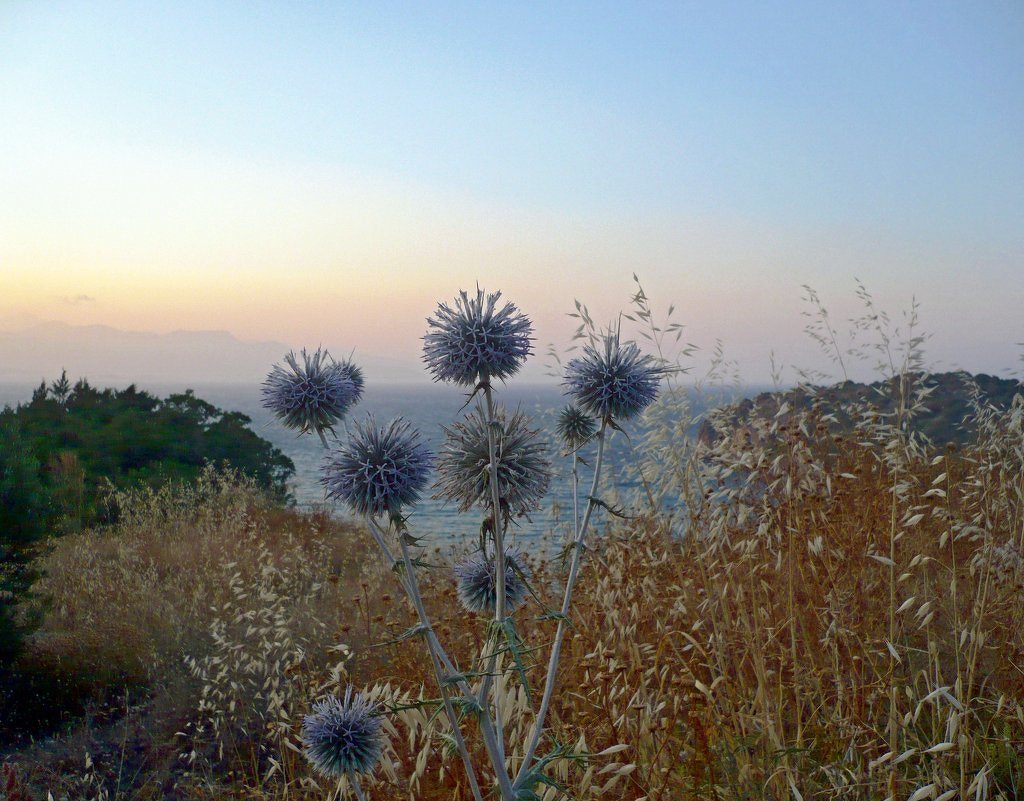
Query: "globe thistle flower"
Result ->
[[555, 404, 597, 450], [434, 406, 551, 519], [335, 357, 365, 404], [453, 549, 531, 615], [301, 687, 384, 778], [563, 332, 663, 421], [262, 348, 361, 437], [322, 417, 432, 517], [423, 288, 533, 385]]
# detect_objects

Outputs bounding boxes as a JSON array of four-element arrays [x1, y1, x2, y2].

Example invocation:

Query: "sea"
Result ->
[[0, 379, 731, 551]]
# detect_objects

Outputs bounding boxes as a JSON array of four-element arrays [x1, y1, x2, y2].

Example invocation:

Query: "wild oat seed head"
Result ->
[[321, 416, 432, 517], [454, 549, 531, 615], [301, 687, 384, 777], [556, 404, 597, 449], [990, 539, 1024, 589], [563, 332, 662, 421], [434, 405, 551, 518], [423, 288, 533, 385], [262, 348, 361, 436]]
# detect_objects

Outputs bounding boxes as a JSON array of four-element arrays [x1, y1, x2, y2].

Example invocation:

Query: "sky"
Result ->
[[1, 1, 1022, 385]]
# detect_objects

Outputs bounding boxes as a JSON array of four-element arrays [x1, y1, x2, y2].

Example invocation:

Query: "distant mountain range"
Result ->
[[700, 371, 1023, 447], [0, 320, 291, 384], [0, 319, 436, 386]]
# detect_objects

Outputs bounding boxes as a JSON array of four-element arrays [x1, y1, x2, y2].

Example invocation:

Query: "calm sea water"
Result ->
[[1, 379, 686, 547]]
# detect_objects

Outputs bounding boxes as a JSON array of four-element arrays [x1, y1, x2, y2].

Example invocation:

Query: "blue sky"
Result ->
[[1, 1, 1022, 383]]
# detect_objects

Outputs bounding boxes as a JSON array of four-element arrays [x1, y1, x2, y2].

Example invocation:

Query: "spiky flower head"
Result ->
[[322, 417, 432, 517], [434, 406, 551, 519], [423, 288, 533, 385], [453, 549, 531, 615], [563, 332, 662, 421], [335, 357, 365, 401], [301, 687, 384, 778], [262, 348, 361, 437], [556, 404, 597, 449]]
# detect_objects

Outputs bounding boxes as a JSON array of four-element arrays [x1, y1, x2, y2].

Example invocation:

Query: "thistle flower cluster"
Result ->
[[270, 287, 669, 800], [423, 288, 533, 385], [301, 687, 384, 778], [262, 348, 363, 436], [322, 416, 432, 517], [454, 549, 531, 615], [563, 332, 663, 421], [555, 404, 597, 450], [434, 406, 551, 518]]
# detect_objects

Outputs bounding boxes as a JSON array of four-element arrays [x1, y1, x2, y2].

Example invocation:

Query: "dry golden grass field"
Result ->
[[3, 371, 1023, 800]]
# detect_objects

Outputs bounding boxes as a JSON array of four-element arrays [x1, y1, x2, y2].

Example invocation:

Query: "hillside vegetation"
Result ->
[[1, 367, 1022, 800], [0, 377, 294, 686], [699, 371, 1021, 447], [3, 374, 294, 530]]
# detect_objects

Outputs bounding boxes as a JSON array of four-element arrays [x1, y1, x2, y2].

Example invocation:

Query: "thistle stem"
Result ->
[[514, 418, 609, 790], [479, 381, 508, 767], [365, 516, 505, 801], [349, 773, 368, 801], [482, 383, 507, 621], [571, 449, 579, 551]]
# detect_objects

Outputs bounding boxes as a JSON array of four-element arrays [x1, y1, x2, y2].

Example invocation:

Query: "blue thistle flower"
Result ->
[[555, 404, 597, 449], [453, 549, 531, 615], [301, 687, 384, 778], [321, 417, 432, 517], [335, 357, 365, 403], [262, 348, 361, 437], [563, 332, 662, 421], [423, 288, 533, 385], [434, 406, 551, 519]]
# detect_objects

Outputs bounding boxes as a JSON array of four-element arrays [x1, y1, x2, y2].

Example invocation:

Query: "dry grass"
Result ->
[[4, 380, 1024, 800]]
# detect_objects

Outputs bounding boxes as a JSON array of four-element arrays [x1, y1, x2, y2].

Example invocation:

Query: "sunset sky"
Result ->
[[2, 2, 1022, 384]]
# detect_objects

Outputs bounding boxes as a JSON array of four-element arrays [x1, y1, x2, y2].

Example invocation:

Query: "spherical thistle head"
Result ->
[[563, 332, 663, 421], [434, 405, 551, 519], [423, 288, 533, 385], [321, 416, 432, 518], [262, 348, 361, 437], [335, 357, 365, 404], [556, 404, 597, 450], [454, 549, 531, 615], [301, 687, 384, 778]]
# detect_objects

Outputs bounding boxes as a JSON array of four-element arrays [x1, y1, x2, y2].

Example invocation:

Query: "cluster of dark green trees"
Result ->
[[0, 372, 294, 662]]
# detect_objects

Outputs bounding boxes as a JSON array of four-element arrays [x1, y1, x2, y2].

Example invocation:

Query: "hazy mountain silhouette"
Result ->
[[0, 319, 436, 385], [0, 320, 291, 384]]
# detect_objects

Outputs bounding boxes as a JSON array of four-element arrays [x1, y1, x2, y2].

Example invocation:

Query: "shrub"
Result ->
[[0, 417, 50, 666]]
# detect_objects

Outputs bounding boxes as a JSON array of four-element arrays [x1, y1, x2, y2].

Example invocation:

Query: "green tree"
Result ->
[[49, 369, 71, 407], [9, 379, 295, 528], [0, 417, 50, 663]]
